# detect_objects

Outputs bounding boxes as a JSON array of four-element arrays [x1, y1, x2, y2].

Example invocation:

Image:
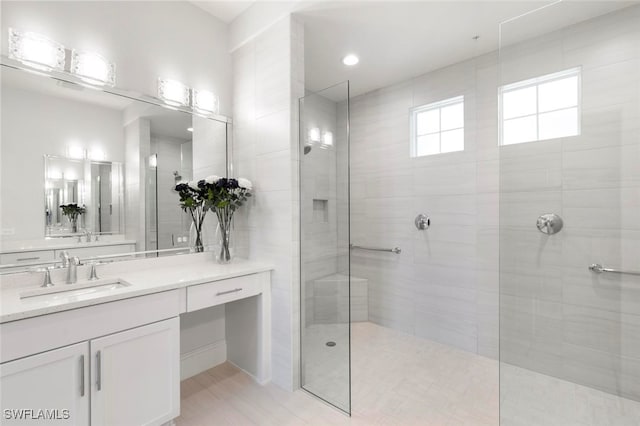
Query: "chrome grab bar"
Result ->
[[589, 263, 640, 277], [350, 244, 401, 254]]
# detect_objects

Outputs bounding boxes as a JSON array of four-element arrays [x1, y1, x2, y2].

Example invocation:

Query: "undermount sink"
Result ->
[[20, 278, 132, 301]]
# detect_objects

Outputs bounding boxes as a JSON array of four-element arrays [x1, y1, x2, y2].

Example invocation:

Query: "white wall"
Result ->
[[0, 85, 124, 242], [150, 136, 191, 250], [232, 15, 304, 390], [1, 1, 233, 116], [124, 118, 150, 252]]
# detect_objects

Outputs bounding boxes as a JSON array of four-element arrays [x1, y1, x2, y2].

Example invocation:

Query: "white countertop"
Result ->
[[1, 238, 137, 254], [0, 254, 273, 323]]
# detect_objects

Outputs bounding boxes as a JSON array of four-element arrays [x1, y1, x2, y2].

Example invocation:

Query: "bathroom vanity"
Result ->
[[0, 255, 272, 425], [0, 32, 245, 426]]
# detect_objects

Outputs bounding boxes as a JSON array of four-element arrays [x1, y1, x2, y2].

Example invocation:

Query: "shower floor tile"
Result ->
[[177, 321, 640, 425]]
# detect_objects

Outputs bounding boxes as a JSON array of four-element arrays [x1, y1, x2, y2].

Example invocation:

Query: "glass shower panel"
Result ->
[[499, 4, 640, 424], [299, 81, 351, 414]]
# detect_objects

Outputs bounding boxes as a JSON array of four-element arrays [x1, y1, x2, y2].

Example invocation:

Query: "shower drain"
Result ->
[[326, 341, 336, 347]]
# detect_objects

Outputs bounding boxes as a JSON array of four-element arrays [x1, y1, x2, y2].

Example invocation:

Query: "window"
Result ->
[[410, 96, 464, 157], [500, 67, 581, 146]]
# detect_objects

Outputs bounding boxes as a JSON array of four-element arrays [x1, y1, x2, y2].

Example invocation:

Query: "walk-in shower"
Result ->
[[299, 3, 639, 424]]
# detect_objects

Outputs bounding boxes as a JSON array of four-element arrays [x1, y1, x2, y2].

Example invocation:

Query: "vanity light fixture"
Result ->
[[192, 89, 219, 114], [8, 28, 66, 71], [342, 54, 359, 66], [187, 127, 194, 132], [70, 50, 116, 86], [158, 78, 190, 107], [308, 127, 321, 143]]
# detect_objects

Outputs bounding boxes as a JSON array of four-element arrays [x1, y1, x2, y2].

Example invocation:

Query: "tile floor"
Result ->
[[177, 322, 640, 426]]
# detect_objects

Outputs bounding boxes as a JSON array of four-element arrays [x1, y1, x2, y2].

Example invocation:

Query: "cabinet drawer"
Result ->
[[187, 274, 261, 312], [0, 250, 55, 265]]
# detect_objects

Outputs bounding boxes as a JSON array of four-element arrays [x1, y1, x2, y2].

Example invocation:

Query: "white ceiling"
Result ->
[[191, 1, 256, 23], [299, 1, 637, 98]]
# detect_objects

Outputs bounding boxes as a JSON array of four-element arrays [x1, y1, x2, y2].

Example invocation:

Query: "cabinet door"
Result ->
[[0, 342, 89, 426], [90, 318, 179, 426]]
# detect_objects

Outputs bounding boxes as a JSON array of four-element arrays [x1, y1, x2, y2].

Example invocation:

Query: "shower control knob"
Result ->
[[536, 213, 563, 235], [415, 214, 430, 230]]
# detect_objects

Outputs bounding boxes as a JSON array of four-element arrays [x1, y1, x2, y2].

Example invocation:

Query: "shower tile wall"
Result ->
[[348, 5, 640, 398], [347, 53, 500, 358], [232, 15, 305, 390], [499, 6, 640, 401]]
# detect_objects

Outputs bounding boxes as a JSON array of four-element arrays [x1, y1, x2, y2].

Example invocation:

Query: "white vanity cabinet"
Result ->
[[0, 342, 89, 425], [0, 318, 179, 426], [90, 318, 179, 426], [0, 262, 273, 425]]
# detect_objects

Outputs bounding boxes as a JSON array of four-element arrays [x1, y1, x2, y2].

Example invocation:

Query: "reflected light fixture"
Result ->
[[8, 28, 66, 71], [342, 54, 359, 66], [88, 148, 105, 161], [66, 145, 86, 160], [70, 50, 116, 86], [47, 169, 62, 180], [187, 127, 194, 132], [322, 131, 334, 148], [192, 89, 219, 114], [308, 127, 321, 143], [158, 78, 190, 107]]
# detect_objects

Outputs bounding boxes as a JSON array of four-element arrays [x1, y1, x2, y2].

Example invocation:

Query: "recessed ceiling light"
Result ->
[[342, 54, 359, 66], [187, 127, 193, 132]]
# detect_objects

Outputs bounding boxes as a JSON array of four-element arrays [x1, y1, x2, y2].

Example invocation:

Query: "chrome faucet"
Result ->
[[66, 256, 81, 284], [60, 250, 70, 267], [84, 230, 92, 243]]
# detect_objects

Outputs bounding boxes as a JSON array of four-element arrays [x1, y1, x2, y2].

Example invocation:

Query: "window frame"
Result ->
[[410, 95, 465, 158], [499, 67, 582, 146]]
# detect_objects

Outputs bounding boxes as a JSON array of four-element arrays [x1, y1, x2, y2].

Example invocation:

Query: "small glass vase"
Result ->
[[189, 222, 206, 253], [70, 218, 78, 233], [215, 223, 234, 264]]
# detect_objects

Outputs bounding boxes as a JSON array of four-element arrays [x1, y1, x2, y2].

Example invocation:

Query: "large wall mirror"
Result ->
[[0, 61, 231, 271]]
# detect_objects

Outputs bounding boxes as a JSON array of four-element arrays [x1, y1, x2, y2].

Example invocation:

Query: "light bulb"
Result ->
[[192, 89, 218, 114], [8, 28, 65, 71], [158, 78, 190, 107], [342, 54, 359, 66], [70, 50, 116, 86]]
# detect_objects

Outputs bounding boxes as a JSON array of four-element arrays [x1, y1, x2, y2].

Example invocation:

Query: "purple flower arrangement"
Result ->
[[174, 176, 252, 260]]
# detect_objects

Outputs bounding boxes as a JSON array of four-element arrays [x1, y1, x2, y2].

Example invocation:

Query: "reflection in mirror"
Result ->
[[0, 62, 229, 270], [44, 156, 124, 236]]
